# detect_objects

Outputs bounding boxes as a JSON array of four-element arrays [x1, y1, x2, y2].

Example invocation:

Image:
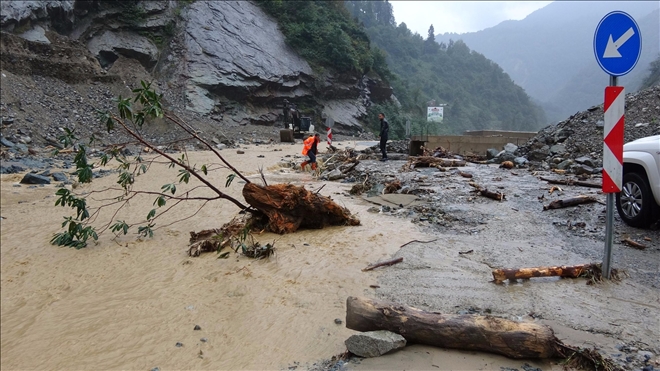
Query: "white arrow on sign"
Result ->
[[603, 27, 635, 58]]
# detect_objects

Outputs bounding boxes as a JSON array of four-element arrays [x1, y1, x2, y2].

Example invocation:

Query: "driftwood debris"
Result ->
[[400, 238, 438, 248], [243, 183, 360, 234], [469, 182, 506, 201], [492, 263, 624, 285], [345, 297, 624, 370], [362, 257, 403, 271], [540, 177, 601, 189], [405, 156, 466, 170], [543, 195, 597, 210], [345, 296, 559, 359], [383, 180, 402, 194], [492, 264, 592, 283], [622, 238, 648, 250]]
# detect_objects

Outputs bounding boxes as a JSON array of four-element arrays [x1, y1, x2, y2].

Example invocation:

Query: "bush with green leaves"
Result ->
[[51, 81, 253, 249]]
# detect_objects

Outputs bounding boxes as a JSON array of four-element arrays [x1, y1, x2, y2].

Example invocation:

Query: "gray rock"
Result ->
[[526, 149, 548, 161], [334, 318, 343, 325], [486, 148, 499, 159], [345, 330, 406, 358], [20, 173, 51, 185], [0, 136, 15, 147], [573, 164, 594, 175], [19, 25, 50, 44], [0, 1, 74, 28], [513, 157, 527, 166], [503, 143, 518, 153], [194, 325, 201, 331], [182, 1, 312, 114], [557, 159, 574, 170], [215, 143, 227, 150], [87, 31, 158, 69], [326, 169, 345, 181], [494, 152, 516, 163], [0, 164, 25, 174], [14, 143, 29, 153], [575, 156, 595, 167], [549, 144, 566, 155]]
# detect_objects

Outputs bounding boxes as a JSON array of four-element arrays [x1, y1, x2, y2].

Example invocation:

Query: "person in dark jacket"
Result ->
[[377, 112, 389, 161]]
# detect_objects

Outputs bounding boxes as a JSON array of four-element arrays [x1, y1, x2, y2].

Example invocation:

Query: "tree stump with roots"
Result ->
[[243, 183, 360, 234]]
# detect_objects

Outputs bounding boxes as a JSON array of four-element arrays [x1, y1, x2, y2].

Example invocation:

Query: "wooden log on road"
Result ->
[[469, 182, 506, 201], [345, 296, 560, 359], [492, 264, 592, 283], [407, 156, 466, 168], [543, 195, 597, 210], [539, 177, 601, 189]]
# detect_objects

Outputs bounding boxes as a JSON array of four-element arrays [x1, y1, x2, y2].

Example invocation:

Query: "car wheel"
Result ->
[[616, 171, 654, 228]]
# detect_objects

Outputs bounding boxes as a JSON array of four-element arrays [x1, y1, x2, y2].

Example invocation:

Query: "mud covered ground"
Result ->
[[1, 142, 659, 371]]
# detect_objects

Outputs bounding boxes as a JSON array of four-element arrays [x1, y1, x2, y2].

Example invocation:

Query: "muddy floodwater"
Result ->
[[1, 143, 659, 370]]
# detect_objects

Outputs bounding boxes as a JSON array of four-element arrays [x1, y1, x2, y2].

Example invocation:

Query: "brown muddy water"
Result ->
[[1, 143, 658, 370], [1, 144, 429, 370]]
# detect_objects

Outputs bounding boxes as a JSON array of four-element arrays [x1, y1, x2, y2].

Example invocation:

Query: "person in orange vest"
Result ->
[[301, 133, 321, 171]]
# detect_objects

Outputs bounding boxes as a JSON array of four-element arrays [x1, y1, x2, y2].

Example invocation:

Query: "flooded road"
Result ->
[[1, 143, 658, 370]]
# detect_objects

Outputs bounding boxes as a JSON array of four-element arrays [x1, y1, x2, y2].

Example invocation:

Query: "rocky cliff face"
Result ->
[[0, 0, 391, 135]]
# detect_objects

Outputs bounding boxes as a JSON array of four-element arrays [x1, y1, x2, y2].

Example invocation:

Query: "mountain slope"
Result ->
[[436, 1, 660, 123], [345, 0, 546, 135]]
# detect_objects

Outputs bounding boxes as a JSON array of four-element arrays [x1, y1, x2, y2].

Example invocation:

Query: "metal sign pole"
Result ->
[[602, 74, 618, 280]]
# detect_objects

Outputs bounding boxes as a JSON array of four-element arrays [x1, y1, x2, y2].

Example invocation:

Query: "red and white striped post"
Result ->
[[602, 79, 624, 278], [326, 127, 332, 146]]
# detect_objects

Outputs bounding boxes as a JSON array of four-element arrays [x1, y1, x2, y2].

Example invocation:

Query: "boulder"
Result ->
[[51, 172, 67, 182], [345, 330, 406, 358], [486, 148, 499, 159], [514, 157, 528, 166], [1, 136, 15, 147], [573, 164, 594, 175], [321, 99, 367, 133], [575, 156, 595, 167], [325, 169, 344, 181], [527, 148, 549, 161], [557, 159, 574, 170], [19, 25, 50, 44], [0, 164, 25, 174], [20, 173, 51, 185], [87, 31, 158, 69], [503, 143, 518, 153], [549, 144, 566, 155]]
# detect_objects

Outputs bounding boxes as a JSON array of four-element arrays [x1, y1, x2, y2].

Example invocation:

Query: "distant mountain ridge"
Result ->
[[436, 1, 660, 123]]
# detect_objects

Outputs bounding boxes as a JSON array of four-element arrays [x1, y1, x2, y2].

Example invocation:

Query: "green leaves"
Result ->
[[58, 128, 79, 148], [54, 188, 90, 220], [225, 173, 236, 188], [178, 169, 190, 184], [154, 195, 167, 207], [137, 223, 155, 238], [161, 183, 177, 195], [110, 220, 130, 235], [51, 217, 98, 249], [201, 164, 208, 175]]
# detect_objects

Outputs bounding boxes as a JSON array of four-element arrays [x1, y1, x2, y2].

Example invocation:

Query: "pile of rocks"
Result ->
[[516, 84, 659, 173], [366, 140, 409, 154]]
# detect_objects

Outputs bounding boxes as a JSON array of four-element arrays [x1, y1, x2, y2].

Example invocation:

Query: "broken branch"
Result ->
[[543, 195, 598, 210], [362, 257, 403, 271], [540, 177, 601, 189], [621, 238, 648, 250]]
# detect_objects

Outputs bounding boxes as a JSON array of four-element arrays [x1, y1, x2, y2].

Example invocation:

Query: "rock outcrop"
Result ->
[[1, 0, 393, 136]]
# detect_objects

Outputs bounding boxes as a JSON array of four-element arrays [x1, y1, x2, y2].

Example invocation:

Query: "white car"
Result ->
[[616, 135, 660, 228]]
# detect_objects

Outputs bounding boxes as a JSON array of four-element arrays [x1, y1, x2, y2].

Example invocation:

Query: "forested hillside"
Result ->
[[435, 2, 659, 123], [344, 0, 546, 135]]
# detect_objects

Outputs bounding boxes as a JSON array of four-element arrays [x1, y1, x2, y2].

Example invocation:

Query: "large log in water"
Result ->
[[243, 183, 360, 234], [492, 264, 592, 283], [345, 296, 560, 359]]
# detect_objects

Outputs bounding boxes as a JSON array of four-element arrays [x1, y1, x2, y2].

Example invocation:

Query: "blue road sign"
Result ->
[[594, 11, 642, 76]]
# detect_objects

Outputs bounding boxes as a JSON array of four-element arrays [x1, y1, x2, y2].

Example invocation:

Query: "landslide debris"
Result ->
[[516, 84, 659, 171]]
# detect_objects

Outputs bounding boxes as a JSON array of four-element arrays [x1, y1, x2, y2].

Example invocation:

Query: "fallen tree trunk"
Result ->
[[543, 195, 597, 210], [469, 182, 506, 201], [362, 257, 403, 271], [406, 156, 466, 169], [243, 183, 360, 234], [539, 177, 601, 189], [492, 264, 592, 283], [345, 296, 560, 359]]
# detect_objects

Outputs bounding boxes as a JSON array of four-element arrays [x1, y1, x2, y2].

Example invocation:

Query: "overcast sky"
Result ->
[[390, 1, 553, 35]]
